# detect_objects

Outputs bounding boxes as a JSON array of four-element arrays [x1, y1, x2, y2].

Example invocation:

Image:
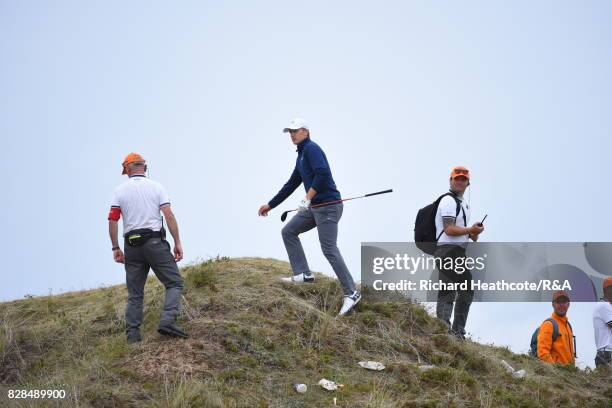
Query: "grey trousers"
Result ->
[[124, 237, 183, 335], [281, 202, 356, 296], [434, 244, 473, 335]]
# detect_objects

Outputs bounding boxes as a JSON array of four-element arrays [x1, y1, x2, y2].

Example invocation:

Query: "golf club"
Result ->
[[280, 189, 393, 222]]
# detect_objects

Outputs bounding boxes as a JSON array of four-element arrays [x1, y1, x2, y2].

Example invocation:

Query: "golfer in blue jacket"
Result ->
[[258, 118, 360, 316]]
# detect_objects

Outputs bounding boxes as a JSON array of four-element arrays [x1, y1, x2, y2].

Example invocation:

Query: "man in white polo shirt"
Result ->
[[108, 153, 187, 344], [434, 166, 484, 339], [593, 276, 612, 368]]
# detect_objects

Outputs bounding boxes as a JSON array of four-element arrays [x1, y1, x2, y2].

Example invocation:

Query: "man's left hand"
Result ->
[[298, 198, 311, 212]]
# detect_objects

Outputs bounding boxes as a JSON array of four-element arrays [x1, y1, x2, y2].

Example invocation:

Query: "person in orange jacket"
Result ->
[[537, 290, 576, 365]]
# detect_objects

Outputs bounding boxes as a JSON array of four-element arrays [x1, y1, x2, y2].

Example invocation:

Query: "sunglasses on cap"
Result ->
[[453, 169, 469, 175]]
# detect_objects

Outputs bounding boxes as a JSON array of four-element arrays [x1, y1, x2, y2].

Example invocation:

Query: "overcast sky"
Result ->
[[1, 1, 610, 368]]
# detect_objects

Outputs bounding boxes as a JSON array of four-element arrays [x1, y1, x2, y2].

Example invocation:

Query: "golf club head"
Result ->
[[281, 211, 289, 222]]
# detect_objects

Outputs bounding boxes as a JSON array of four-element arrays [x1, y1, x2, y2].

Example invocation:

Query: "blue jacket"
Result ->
[[268, 138, 341, 208]]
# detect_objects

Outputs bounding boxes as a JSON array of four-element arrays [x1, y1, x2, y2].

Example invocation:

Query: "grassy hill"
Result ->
[[1, 257, 610, 407]]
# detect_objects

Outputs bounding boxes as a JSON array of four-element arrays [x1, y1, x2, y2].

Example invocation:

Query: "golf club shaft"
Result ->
[[288, 189, 393, 212], [310, 189, 393, 209], [364, 189, 393, 197], [308, 196, 363, 209]]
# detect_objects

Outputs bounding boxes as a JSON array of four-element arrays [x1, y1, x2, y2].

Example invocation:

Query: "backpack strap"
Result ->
[[436, 192, 466, 240], [450, 193, 467, 228], [545, 318, 560, 342], [566, 321, 577, 357], [445, 191, 466, 225], [435, 193, 454, 240]]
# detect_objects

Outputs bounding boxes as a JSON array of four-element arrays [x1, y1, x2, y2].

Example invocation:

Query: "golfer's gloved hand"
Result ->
[[298, 198, 311, 212]]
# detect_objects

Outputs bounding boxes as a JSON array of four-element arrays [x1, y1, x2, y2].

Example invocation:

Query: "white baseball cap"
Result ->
[[283, 118, 309, 133]]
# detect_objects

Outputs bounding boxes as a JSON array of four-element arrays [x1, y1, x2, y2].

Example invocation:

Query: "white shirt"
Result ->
[[592, 301, 612, 350], [111, 175, 170, 234], [435, 193, 470, 246]]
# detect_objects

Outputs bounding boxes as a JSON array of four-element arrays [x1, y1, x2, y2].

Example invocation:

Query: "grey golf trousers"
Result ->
[[124, 237, 183, 335], [434, 244, 473, 335], [281, 202, 356, 296]]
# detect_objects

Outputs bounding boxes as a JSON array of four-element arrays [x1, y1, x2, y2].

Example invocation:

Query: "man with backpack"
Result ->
[[108, 153, 188, 344], [592, 277, 612, 368], [532, 290, 576, 365], [431, 166, 484, 339]]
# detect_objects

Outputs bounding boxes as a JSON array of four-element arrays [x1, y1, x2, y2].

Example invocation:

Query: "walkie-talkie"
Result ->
[[478, 214, 487, 227]]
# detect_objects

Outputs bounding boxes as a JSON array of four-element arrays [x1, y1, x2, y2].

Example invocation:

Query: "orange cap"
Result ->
[[604, 277, 612, 291], [552, 290, 570, 302], [450, 166, 470, 180], [121, 153, 146, 175]]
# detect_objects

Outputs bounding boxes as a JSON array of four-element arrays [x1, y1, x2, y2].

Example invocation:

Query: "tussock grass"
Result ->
[[0, 257, 610, 407]]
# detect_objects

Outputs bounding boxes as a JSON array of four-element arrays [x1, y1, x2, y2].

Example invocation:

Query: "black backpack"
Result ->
[[414, 192, 465, 255]]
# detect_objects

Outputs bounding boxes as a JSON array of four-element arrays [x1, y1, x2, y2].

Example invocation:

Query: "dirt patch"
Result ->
[[123, 338, 225, 379], [0, 328, 60, 384]]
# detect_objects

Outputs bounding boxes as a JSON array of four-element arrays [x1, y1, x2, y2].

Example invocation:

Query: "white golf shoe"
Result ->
[[338, 291, 361, 316], [280, 273, 315, 283]]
